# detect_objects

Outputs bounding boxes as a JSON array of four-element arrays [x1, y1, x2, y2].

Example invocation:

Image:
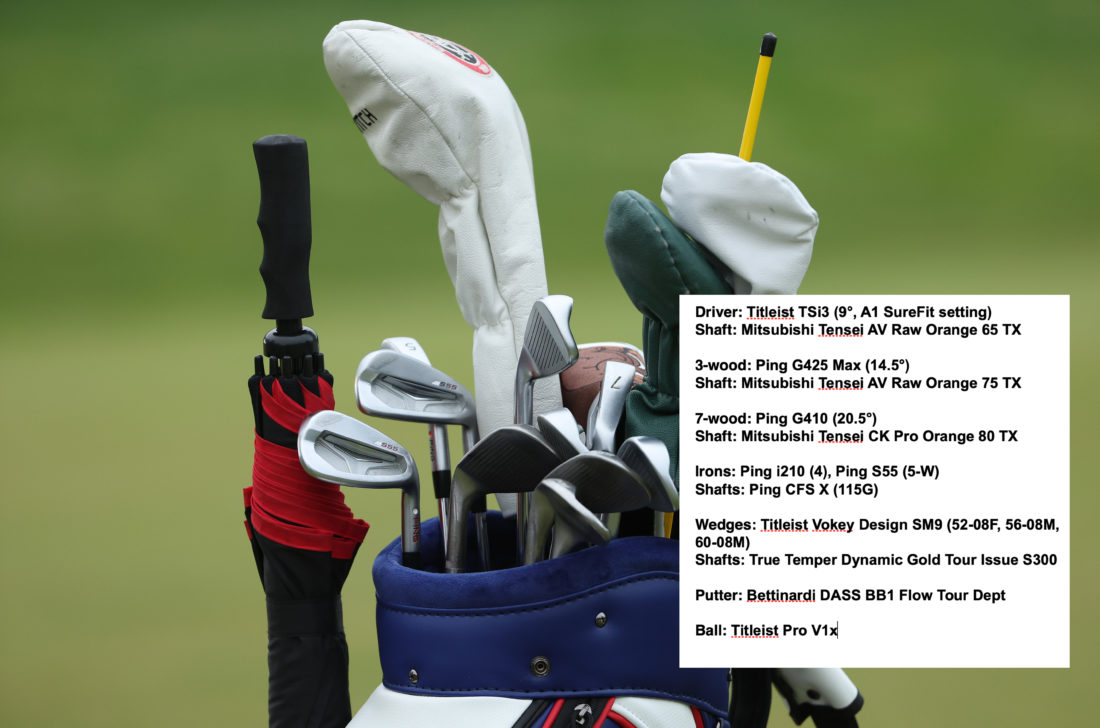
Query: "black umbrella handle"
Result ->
[[253, 134, 319, 371]]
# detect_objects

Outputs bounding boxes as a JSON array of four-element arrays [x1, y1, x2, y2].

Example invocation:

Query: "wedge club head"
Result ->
[[536, 407, 588, 460], [526, 478, 610, 563], [540, 450, 651, 540], [617, 435, 679, 536], [445, 424, 559, 573]]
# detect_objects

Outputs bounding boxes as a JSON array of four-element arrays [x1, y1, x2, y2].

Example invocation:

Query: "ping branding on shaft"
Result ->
[[298, 410, 422, 569], [738, 32, 777, 162]]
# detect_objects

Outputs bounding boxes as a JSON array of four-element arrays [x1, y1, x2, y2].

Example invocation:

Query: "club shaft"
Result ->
[[461, 424, 491, 570], [513, 377, 535, 564], [525, 504, 554, 565], [429, 424, 451, 550], [654, 511, 667, 537], [513, 371, 535, 425], [445, 490, 470, 573], [462, 424, 478, 453], [474, 507, 491, 570], [401, 488, 421, 569], [549, 526, 584, 560]]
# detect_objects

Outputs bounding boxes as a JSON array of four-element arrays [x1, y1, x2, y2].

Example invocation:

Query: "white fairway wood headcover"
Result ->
[[660, 153, 819, 295], [323, 21, 561, 470]]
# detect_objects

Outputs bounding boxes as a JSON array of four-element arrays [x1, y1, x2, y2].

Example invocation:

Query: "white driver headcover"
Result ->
[[660, 152, 818, 295], [323, 21, 561, 467]]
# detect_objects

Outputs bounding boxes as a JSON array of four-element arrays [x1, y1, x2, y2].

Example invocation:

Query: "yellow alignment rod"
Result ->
[[738, 32, 777, 161]]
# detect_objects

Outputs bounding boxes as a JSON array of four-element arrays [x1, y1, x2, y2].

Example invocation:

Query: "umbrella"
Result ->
[[243, 134, 368, 727]]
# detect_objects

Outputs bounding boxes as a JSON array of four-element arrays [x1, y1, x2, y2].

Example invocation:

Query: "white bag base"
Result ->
[[348, 685, 710, 728], [347, 685, 532, 728]]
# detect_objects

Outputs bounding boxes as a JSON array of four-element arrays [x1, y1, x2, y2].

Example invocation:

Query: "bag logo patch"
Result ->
[[410, 31, 492, 75]]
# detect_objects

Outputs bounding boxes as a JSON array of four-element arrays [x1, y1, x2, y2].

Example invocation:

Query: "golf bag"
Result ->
[[347, 514, 734, 728], [291, 19, 864, 728]]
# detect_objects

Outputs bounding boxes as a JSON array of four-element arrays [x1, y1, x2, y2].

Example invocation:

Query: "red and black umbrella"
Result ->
[[243, 134, 367, 727]]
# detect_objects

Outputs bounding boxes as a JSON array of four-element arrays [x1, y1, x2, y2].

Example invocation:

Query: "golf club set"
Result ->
[[245, 19, 863, 728], [297, 294, 679, 575]]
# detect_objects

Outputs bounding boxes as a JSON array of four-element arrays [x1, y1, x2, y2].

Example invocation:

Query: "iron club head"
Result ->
[[586, 360, 636, 452], [512, 295, 578, 564], [356, 349, 478, 436], [370, 338, 474, 560], [513, 295, 578, 425], [298, 409, 421, 568], [380, 336, 431, 365]]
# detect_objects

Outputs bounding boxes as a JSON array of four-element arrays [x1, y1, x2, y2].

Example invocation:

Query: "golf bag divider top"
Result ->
[[368, 513, 731, 724]]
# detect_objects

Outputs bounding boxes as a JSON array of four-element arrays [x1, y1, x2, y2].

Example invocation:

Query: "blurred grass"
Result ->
[[0, 0, 1096, 724]]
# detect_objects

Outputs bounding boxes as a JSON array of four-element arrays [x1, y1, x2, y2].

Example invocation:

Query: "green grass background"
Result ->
[[1, 0, 1095, 724]]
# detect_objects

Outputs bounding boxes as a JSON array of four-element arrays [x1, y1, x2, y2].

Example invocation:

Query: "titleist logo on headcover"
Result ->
[[354, 108, 378, 132], [409, 31, 492, 76]]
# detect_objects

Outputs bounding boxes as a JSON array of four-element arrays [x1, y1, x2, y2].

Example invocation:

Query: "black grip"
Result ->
[[254, 134, 314, 321]]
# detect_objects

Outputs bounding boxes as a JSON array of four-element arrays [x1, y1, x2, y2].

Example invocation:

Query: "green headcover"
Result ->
[[603, 190, 732, 486]]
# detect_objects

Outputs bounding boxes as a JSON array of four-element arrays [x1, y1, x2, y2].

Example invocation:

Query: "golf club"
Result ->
[[380, 336, 430, 363], [526, 478, 610, 564], [378, 337, 480, 464], [377, 338, 453, 552], [617, 436, 679, 537], [585, 360, 636, 452], [513, 294, 578, 563], [535, 407, 588, 460], [298, 409, 421, 569], [514, 295, 578, 424], [528, 450, 650, 554], [356, 346, 486, 566], [446, 424, 559, 573]]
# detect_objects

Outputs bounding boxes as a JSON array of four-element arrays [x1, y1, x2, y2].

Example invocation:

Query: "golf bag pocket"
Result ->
[[352, 514, 730, 727]]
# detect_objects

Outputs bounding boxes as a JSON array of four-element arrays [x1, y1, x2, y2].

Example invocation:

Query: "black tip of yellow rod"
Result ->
[[760, 32, 777, 57]]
